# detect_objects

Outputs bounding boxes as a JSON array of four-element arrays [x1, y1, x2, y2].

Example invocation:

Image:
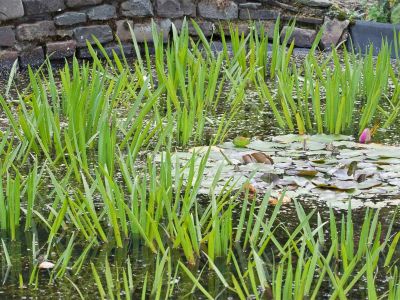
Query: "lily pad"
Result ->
[[357, 179, 382, 190], [312, 179, 357, 191], [233, 136, 250, 148]]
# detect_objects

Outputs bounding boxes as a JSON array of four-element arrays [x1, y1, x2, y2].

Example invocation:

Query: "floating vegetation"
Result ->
[[0, 18, 400, 299], [160, 134, 400, 209]]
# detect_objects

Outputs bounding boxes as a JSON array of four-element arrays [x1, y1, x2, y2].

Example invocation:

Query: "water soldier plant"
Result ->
[[0, 18, 400, 299]]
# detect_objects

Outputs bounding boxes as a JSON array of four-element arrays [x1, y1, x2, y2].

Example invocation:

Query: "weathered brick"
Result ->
[[22, 0, 65, 15], [20, 46, 45, 68], [55, 12, 87, 26], [16, 21, 56, 41], [198, 0, 238, 20], [116, 20, 134, 42], [156, 0, 196, 18], [73, 25, 113, 47], [281, 26, 317, 48], [57, 29, 74, 38], [239, 8, 279, 20], [121, 0, 154, 17], [116, 20, 171, 43], [0, 0, 24, 21], [0, 26, 16, 47], [46, 40, 77, 60], [0, 51, 19, 69], [173, 19, 215, 37], [86, 4, 117, 21], [66, 0, 102, 8]]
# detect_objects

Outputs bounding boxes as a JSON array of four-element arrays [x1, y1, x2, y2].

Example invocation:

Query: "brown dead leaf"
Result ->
[[251, 152, 274, 164], [268, 193, 291, 205], [242, 183, 256, 200]]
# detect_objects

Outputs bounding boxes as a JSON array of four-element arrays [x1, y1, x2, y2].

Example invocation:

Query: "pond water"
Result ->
[[1, 51, 400, 299]]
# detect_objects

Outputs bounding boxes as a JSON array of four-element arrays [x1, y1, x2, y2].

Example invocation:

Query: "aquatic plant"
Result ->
[[0, 18, 400, 300]]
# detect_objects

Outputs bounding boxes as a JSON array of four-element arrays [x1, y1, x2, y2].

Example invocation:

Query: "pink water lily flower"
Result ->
[[359, 128, 371, 144]]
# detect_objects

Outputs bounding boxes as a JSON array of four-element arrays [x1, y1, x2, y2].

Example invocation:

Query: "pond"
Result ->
[[1, 22, 400, 299]]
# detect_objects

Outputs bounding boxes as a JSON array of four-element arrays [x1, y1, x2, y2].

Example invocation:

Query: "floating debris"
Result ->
[[39, 261, 55, 270]]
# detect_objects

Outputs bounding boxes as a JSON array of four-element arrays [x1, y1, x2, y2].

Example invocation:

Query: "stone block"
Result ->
[[293, 16, 324, 25], [156, 0, 196, 18], [46, 40, 77, 60], [239, 8, 279, 20], [0, 50, 19, 69], [116, 20, 134, 42], [57, 29, 74, 38], [73, 25, 113, 47], [116, 20, 171, 43], [22, 0, 65, 15], [133, 22, 158, 43], [320, 17, 349, 50], [239, 2, 261, 9], [19, 46, 44, 68], [0, 0, 24, 21], [281, 26, 317, 48], [66, 0, 102, 8], [121, 0, 153, 17], [296, 0, 332, 8], [348, 20, 400, 57], [86, 4, 117, 21], [16, 21, 56, 41], [198, 0, 238, 20], [173, 19, 215, 37], [55, 12, 87, 26], [0, 26, 16, 47], [255, 20, 275, 38]]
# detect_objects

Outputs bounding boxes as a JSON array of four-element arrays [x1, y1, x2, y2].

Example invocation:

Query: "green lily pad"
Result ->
[[233, 136, 250, 148]]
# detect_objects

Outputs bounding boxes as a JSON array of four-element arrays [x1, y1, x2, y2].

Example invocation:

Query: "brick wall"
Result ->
[[0, 0, 336, 68]]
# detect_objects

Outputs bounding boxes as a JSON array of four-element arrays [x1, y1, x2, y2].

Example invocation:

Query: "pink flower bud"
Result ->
[[359, 128, 371, 144]]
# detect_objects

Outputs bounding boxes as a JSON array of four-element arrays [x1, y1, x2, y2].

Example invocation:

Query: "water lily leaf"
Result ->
[[357, 179, 382, 190], [239, 163, 275, 173], [272, 134, 306, 144], [388, 179, 400, 187], [310, 134, 354, 143], [332, 169, 354, 181], [375, 158, 400, 165], [338, 149, 365, 159], [364, 201, 388, 209], [189, 146, 223, 154], [307, 151, 331, 157], [233, 136, 250, 148], [247, 140, 284, 151], [326, 199, 364, 210], [277, 176, 309, 187], [306, 141, 327, 151], [380, 172, 400, 180], [333, 141, 357, 148], [287, 167, 318, 177], [260, 173, 280, 184], [312, 179, 357, 190], [366, 149, 400, 159]]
